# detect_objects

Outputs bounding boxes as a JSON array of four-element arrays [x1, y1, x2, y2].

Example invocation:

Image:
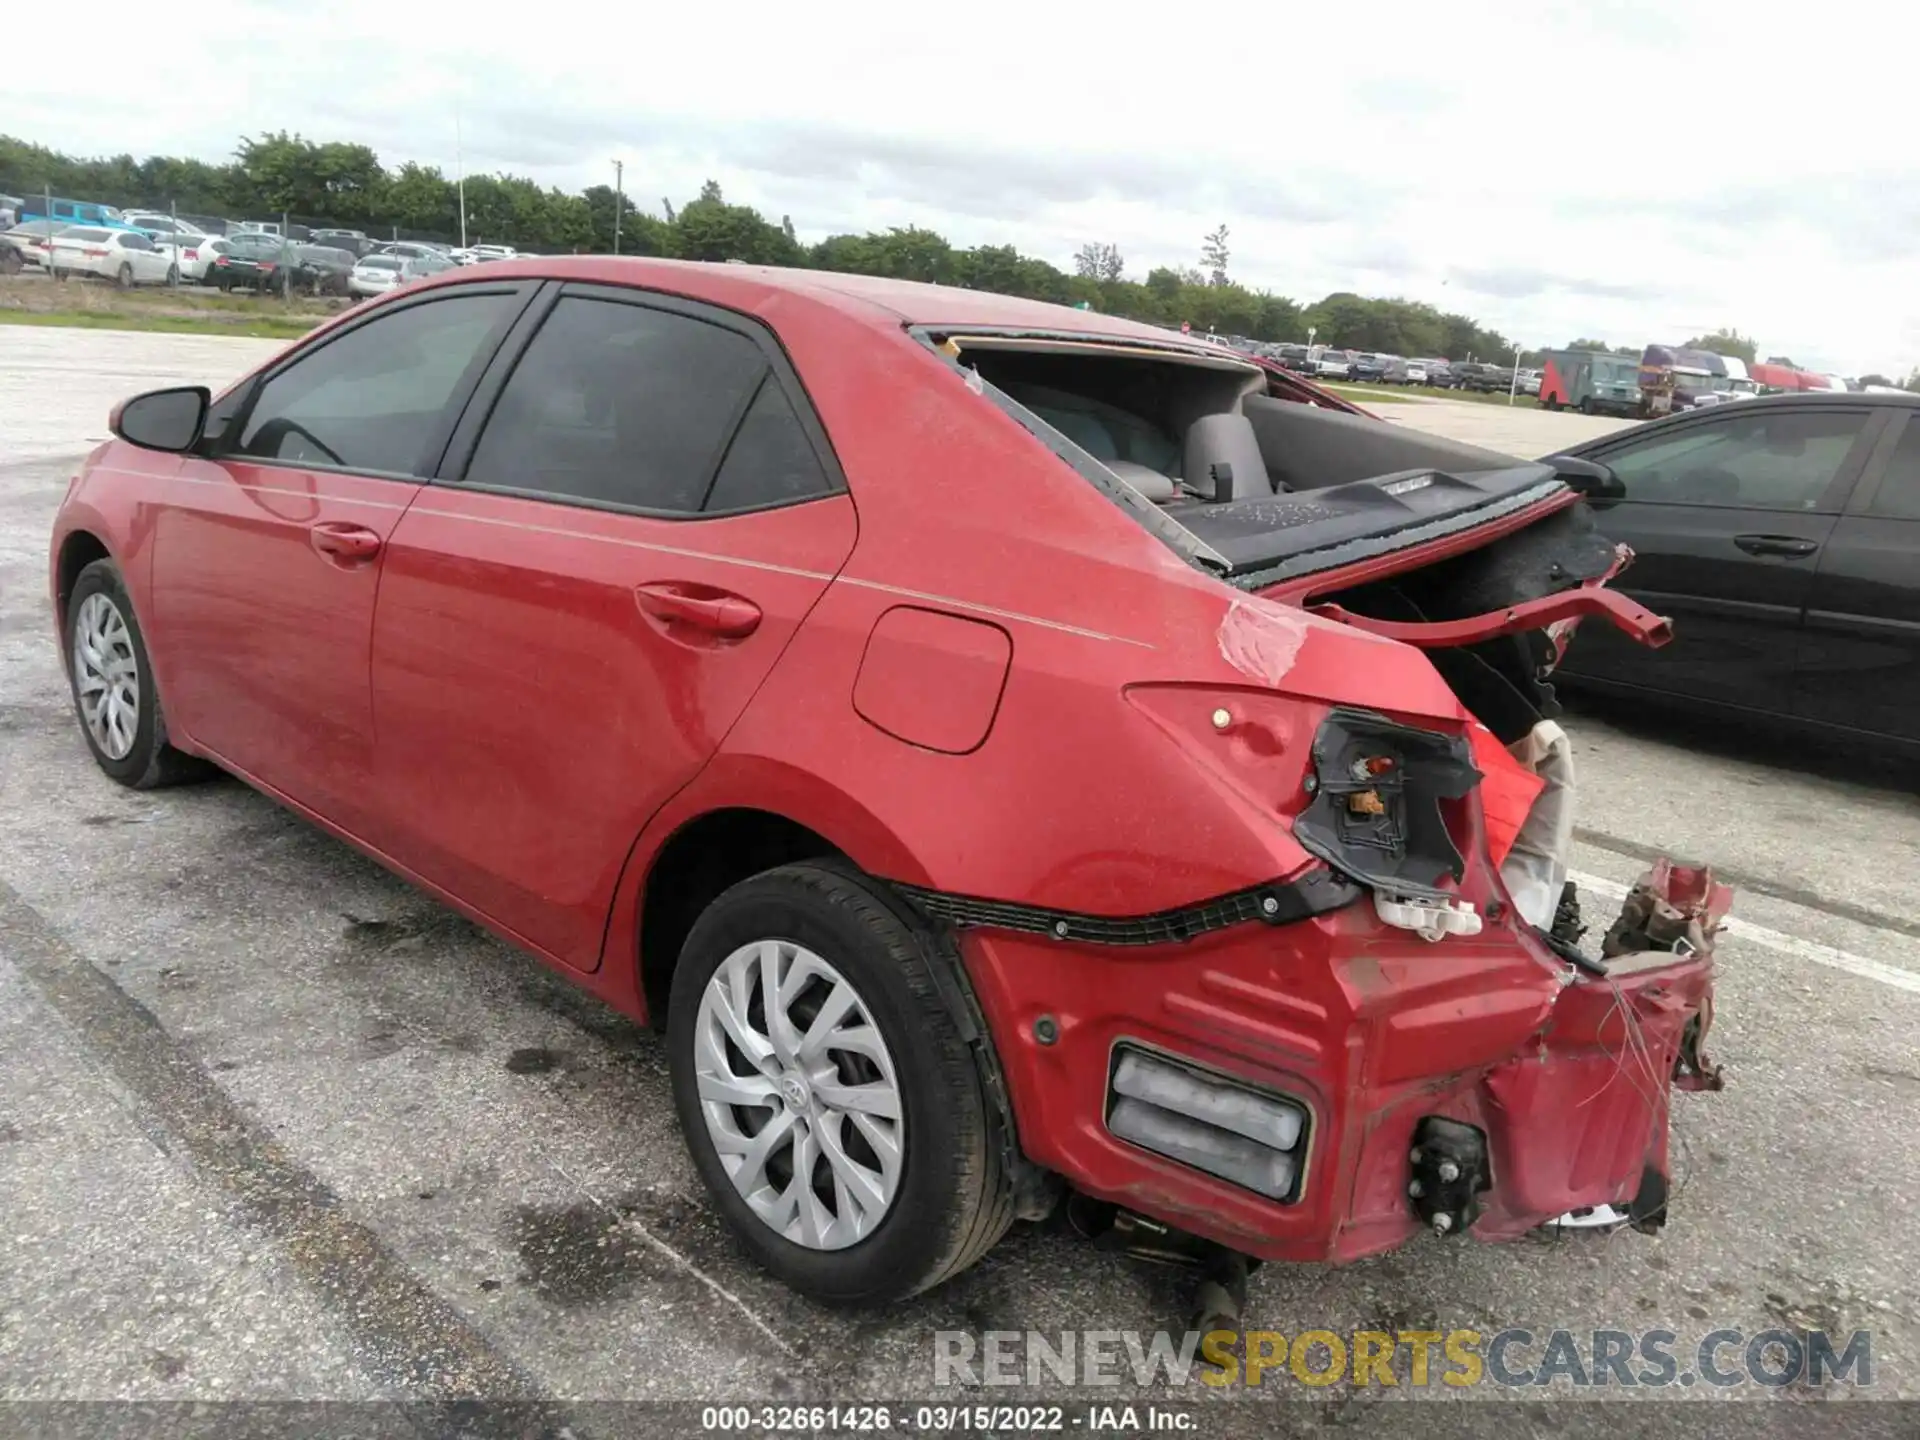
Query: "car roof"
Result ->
[[443, 255, 1231, 357]]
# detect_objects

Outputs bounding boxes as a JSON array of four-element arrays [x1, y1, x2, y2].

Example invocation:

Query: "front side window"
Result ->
[[231, 292, 514, 474], [463, 296, 772, 513], [1600, 409, 1867, 510]]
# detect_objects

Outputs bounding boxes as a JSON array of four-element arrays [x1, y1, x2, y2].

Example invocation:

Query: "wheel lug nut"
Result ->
[[1437, 1160, 1460, 1183]]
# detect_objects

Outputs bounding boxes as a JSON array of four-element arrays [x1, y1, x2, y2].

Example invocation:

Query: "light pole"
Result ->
[[612, 160, 624, 255], [455, 96, 467, 250], [1508, 343, 1522, 405], [1306, 324, 1317, 359]]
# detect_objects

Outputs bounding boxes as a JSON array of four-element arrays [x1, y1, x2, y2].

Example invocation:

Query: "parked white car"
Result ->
[[172, 234, 226, 282], [349, 252, 455, 297], [1, 220, 62, 272], [469, 243, 518, 263], [124, 212, 208, 241], [50, 226, 176, 286]]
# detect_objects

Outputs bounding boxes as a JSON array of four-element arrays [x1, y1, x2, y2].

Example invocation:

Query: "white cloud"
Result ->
[[10, 0, 1917, 373]]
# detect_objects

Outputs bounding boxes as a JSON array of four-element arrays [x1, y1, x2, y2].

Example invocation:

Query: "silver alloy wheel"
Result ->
[[693, 938, 905, 1250], [72, 592, 140, 760]]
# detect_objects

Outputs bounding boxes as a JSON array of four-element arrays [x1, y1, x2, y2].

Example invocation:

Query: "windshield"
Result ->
[[1593, 360, 1637, 384]]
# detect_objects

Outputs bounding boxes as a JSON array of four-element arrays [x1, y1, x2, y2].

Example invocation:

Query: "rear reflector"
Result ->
[[1106, 1048, 1307, 1201]]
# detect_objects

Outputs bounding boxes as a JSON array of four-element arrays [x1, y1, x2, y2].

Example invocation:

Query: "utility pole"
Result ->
[[612, 159, 624, 255], [455, 97, 468, 249]]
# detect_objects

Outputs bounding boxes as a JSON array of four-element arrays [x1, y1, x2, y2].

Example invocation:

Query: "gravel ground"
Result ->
[[1, 328, 1914, 1438]]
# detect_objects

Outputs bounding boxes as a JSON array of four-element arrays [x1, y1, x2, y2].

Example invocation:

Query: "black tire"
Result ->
[[668, 862, 1014, 1305], [1578, 396, 1593, 415], [165, 263, 178, 285], [1543, 395, 1560, 411], [115, 262, 134, 289], [63, 560, 215, 789]]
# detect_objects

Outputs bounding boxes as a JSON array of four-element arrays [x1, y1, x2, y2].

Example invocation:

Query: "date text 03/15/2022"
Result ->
[[699, 1405, 1193, 1432]]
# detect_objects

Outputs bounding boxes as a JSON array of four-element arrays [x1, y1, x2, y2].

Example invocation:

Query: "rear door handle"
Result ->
[[308, 522, 383, 563], [1733, 534, 1819, 558], [635, 582, 762, 639]]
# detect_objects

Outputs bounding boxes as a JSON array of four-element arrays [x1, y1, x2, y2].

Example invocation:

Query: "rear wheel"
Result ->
[[63, 560, 215, 789], [165, 263, 178, 285], [668, 863, 1014, 1304]]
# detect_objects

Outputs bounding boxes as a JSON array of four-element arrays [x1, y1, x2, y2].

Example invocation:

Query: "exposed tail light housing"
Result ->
[[1105, 1046, 1308, 1201], [1292, 707, 1481, 901]]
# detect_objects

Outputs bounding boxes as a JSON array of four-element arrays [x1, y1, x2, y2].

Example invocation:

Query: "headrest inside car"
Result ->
[[1184, 414, 1274, 500]]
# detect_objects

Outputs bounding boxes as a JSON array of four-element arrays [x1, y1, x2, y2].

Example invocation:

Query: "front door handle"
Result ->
[[309, 522, 383, 563], [1733, 534, 1819, 558], [635, 581, 763, 639]]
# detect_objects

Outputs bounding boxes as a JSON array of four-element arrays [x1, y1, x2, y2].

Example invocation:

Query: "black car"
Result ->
[[1451, 361, 1509, 394], [1548, 393, 1920, 753], [1349, 353, 1395, 383], [291, 243, 356, 295], [208, 231, 290, 291]]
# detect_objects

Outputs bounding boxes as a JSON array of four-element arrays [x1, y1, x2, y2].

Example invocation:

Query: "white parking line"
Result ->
[[1571, 869, 1920, 997]]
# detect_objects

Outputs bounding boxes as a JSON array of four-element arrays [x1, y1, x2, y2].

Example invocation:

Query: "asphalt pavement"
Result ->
[[1, 329, 1915, 1437]]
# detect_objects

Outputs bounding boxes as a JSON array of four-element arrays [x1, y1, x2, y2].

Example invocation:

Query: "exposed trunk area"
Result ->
[[1300, 504, 1639, 744]]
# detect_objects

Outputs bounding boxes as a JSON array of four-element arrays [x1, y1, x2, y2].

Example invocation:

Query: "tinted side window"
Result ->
[[1600, 410, 1866, 510], [703, 379, 831, 512], [1867, 417, 1920, 520], [465, 296, 767, 513], [232, 293, 513, 474]]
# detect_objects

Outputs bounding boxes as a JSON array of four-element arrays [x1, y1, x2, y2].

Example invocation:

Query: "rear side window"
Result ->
[[463, 296, 772, 514], [1599, 409, 1867, 510], [231, 293, 514, 474], [704, 379, 832, 512], [1868, 417, 1920, 519]]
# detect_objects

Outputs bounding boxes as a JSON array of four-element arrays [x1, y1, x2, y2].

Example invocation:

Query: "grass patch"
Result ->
[[0, 272, 337, 340], [0, 308, 319, 339], [1328, 381, 1541, 409], [1320, 383, 1419, 405]]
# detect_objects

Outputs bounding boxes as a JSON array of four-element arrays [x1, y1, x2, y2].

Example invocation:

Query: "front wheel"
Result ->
[[115, 262, 134, 289], [1578, 396, 1593, 415], [668, 863, 1014, 1305], [63, 560, 215, 788]]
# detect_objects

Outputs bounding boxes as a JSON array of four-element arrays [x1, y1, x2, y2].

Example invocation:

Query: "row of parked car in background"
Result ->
[[1206, 335, 1547, 397], [0, 194, 522, 297]]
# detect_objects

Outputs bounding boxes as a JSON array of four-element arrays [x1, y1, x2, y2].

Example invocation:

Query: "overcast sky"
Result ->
[[14, 1, 1917, 375]]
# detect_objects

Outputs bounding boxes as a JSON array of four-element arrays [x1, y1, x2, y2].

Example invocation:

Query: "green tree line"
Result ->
[[4, 128, 1802, 371]]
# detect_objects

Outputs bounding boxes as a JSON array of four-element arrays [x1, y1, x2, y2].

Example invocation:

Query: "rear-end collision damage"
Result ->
[[885, 330, 1730, 1290]]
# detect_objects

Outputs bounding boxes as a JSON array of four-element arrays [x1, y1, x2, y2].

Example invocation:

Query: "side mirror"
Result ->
[[1543, 453, 1626, 504], [109, 385, 211, 453]]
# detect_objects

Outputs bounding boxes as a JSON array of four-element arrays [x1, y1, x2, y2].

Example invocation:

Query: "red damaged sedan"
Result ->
[[50, 258, 1728, 1304]]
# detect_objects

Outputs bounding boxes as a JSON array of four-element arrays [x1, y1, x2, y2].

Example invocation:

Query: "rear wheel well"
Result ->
[[638, 808, 842, 1026], [55, 532, 112, 630]]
